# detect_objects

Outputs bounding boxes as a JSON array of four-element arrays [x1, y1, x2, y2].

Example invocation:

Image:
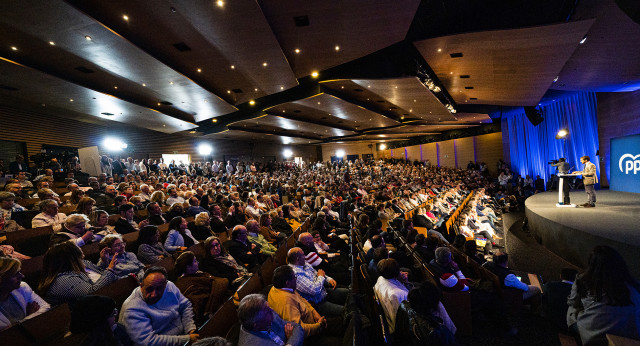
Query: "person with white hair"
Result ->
[[138, 184, 152, 202], [31, 199, 67, 231], [49, 213, 97, 247]]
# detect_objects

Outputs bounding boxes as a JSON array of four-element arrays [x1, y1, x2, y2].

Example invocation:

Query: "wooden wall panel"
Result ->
[[320, 142, 378, 162], [405, 144, 421, 161], [438, 140, 455, 168], [455, 137, 475, 168], [423, 143, 438, 165], [596, 90, 640, 187], [0, 105, 318, 165], [475, 132, 504, 176]]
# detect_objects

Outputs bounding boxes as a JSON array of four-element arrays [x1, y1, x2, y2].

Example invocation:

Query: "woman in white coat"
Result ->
[[0, 257, 50, 330]]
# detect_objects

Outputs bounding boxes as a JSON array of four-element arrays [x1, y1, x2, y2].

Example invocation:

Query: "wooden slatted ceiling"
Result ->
[[351, 78, 455, 121], [292, 94, 399, 128], [259, 0, 421, 78], [414, 20, 595, 106], [554, 0, 640, 92], [0, 61, 196, 133], [0, 0, 236, 122], [205, 130, 318, 145], [230, 115, 356, 138]]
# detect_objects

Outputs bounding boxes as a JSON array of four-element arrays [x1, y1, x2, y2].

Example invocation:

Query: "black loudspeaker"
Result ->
[[524, 106, 544, 126], [616, 0, 640, 24]]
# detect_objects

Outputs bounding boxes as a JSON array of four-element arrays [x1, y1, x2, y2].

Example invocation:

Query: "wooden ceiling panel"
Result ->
[[231, 115, 356, 138], [292, 94, 399, 128], [206, 130, 319, 145], [351, 78, 455, 121], [414, 20, 595, 106], [0, 0, 237, 123], [0, 60, 196, 133], [259, 0, 420, 78]]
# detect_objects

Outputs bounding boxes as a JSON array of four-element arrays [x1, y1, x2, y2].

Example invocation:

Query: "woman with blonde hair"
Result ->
[[74, 197, 96, 216], [149, 190, 165, 205], [0, 257, 50, 330], [191, 212, 214, 240]]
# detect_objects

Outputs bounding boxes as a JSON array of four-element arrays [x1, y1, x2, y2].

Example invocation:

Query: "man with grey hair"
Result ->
[[4, 183, 26, 199], [138, 184, 152, 202], [31, 199, 67, 231], [63, 183, 80, 197], [237, 293, 304, 346], [49, 213, 97, 247], [245, 220, 276, 256], [429, 247, 469, 292]]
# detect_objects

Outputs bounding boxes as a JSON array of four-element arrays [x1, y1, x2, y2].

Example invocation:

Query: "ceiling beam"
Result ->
[[263, 110, 356, 133], [226, 125, 322, 141]]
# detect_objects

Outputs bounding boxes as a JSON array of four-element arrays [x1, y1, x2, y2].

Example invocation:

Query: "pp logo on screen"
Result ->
[[619, 154, 640, 174]]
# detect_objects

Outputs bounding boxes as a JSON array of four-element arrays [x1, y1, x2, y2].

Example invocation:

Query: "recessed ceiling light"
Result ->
[[579, 35, 587, 44], [317, 102, 321, 105], [49, 41, 55, 46], [280, 86, 284, 90], [142, 83, 146, 87], [69, 99, 74, 102], [254, 88, 258, 92], [295, 48, 300, 54], [169, 81, 174, 85], [230, 65, 235, 69], [123, 15, 129, 21], [341, 86, 344, 89], [189, 131, 196, 134], [217, 0, 224, 7], [197, 68, 202, 72], [311, 71, 319, 78], [437, 48, 442, 52], [157, 103, 161, 106], [249, 100, 256, 105], [227, 90, 231, 94], [85, 35, 92, 41], [334, 45, 340, 51], [262, 62, 268, 67], [162, 124, 166, 127], [10, 46, 17, 51]]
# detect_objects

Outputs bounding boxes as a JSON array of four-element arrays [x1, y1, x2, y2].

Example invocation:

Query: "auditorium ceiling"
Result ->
[[0, 0, 638, 144]]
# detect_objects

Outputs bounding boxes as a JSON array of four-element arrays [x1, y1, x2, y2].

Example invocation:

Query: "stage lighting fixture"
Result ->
[[103, 137, 127, 151], [283, 149, 293, 158], [336, 150, 345, 158], [379, 144, 387, 150], [556, 129, 568, 139], [198, 143, 213, 156]]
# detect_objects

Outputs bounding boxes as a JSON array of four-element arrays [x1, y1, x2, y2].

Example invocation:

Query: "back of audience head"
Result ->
[[137, 225, 160, 246], [452, 234, 467, 249], [377, 258, 400, 280], [287, 247, 304, 265], [415, 234, 426, 247], [237, 294, 270, 332], [492, 251, 509, 266], [69, 295, 118, 343], [272, 265, 295, 289], [434, 247, 452, 265], [373, 247, 389, 264], [580, 245, 639, 305], [39, 242, 85, 294], [175, 251, 197, 277], [463, 240, 477, 255], [408, 281, 442, 315]]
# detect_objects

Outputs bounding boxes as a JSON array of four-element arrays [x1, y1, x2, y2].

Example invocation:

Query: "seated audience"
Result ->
[[0, 257, 50, 330], [39, 241, 118, 306], [98, 234, 145, 279], [237, 293, 304, 346], [31, 199, 67, 231], [200, 236, 252, 290], [66, 295, 131, 346], [567, 246, 640, 345], [145, 202, 167, 226], [374, 258, 409, 334], [136, 225, 171, 265], [430, 247, 469, 292], [246, 220, 277, 256], [0, 191, 25, 221], [208, 204, 227, 234], [259, 213, 286, 244], [542, 268, 577, 331], [174, 251, 228, 324], [88, 209, 116, 236], [191, 212, 214, 240], [164, 216, 198, 253], [166, 202, 187, 220], [115, 204, 148, 234], [186, 197, 208, 217], [483, 251, 540, 300], [287, 247, 348, 317], [119, 266, 199, 345], [226, 225, 261, 269], [50, 213, 99, 247]]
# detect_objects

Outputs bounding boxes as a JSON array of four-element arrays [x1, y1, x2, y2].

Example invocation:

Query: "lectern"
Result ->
[[556, 173, 576, 207]]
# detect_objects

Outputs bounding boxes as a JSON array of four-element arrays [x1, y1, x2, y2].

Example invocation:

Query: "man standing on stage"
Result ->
[[573, 156, 598, 208]]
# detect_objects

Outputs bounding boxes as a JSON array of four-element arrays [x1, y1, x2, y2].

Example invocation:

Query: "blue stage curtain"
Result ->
[[501, 92, 599, 185]]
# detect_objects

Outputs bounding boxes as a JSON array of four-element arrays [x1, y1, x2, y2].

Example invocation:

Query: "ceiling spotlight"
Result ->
[[227, 90, 231, 94], [336, 149, 345, 157], [114, 86, 118, 89], [212, 119, 218, 123], [437, 48, 442, 52], [295, 48, 300, 54], [10, 46, 17, 51], [123, 15, 129, 21], [249, 100, 255, 106], [553, 76, 559, 83], [230, 65, 235, 69], [69, 99, 74, 102], [85, 35, 92, 41], [334, 45, 340, 51], [280, 86, 284, 90], [197, 68, 202, 72], [311, 71, 319, 78], [579, 35, 587, 44], [142, 83, 146, 87], [103, 137, 128, 151], [189, 131, 196, 134], [262, 62, 268, 67], [254, 88, 258, 92], [379, 144, 387, 150], [216, 0, 224, 7], [49, 41, 55, 46], [283, 149, 293, 158], [433, 86, 441, 93]]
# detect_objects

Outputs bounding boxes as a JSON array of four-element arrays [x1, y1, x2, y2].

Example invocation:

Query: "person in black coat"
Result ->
[[224, 225, 260, 270], [542, 268, 578, 331], [200, 236, 252, 290], [223, 202, 246, 230], [209, 204, 227, 234], [114, 204, 144, 234], [145, 202, 167, 226]]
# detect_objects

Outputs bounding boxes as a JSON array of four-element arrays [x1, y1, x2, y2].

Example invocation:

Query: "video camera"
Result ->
[[548, 160, 559, 165]]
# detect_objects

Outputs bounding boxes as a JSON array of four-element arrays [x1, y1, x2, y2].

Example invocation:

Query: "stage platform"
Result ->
[[525, 190, 640, 276]]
